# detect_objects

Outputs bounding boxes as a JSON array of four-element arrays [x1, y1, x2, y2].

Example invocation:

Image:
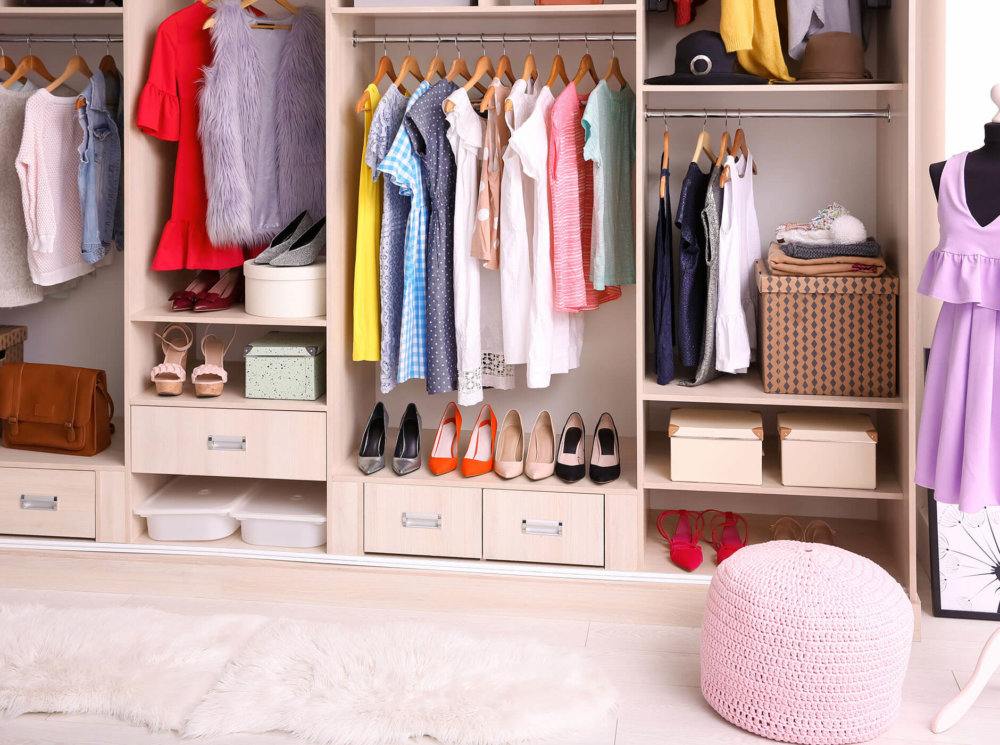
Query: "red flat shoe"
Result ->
[[193, 268, 243, 312], [705, 510, 749, 564], [169, 270, 218, 311], [656, 509, 705, 571]]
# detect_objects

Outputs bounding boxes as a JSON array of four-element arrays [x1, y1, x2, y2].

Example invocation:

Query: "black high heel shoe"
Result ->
[[358, 402, 388, 475], [392, 403, 422, 476], [590, 412, 621, 484], [554, 412, 586, 483]]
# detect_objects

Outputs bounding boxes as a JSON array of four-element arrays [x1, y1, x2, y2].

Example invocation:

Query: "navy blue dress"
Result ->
[[652, 167, 674, 384], [674, 162, 711, 368]]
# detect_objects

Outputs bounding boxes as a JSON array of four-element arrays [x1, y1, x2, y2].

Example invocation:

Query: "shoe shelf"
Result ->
[[0, 6, 122, 18], [334, 427, 639, 496], [131, 305, 327, 328], [0, 418, 125, 472], [641, 510, 902, 583], [642, 432, 903, 501], [331, 4, 638, 19], [641, 369, 905, 410], [642, 83, 905, 95], [131, 364, 327, 413]]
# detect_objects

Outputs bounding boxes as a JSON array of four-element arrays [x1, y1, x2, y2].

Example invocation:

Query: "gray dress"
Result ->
[[405, 79, 459, 395], [679, 164, 723, 387], [366, 86, 409, 394]]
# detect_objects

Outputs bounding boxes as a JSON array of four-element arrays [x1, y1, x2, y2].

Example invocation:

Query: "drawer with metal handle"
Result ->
[[131, 406, 326, 481], [0, 467, 95, 538], [363, 484, 482, 559], [483, 489, 605, 567]]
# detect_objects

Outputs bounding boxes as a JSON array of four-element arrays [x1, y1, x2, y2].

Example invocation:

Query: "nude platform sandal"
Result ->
[[150, 323, 193, 396], [191, 326, 236, 398]]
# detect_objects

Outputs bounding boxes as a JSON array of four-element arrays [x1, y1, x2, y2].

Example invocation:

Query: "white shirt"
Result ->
[[499, 78, 538, 365], [509, 85, 580, 387], [716, 153, 761, 374], [444, 88, 485, 406]]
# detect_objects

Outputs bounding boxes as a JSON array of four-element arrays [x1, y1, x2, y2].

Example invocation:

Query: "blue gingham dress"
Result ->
[[378, 81, 430, 384]]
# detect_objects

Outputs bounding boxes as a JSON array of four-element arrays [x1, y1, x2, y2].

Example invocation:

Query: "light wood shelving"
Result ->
[[642, 83, 905, 94], [0, 6, 123, 18], [132, 306, 327, 328], [0, 418, 125, 472]]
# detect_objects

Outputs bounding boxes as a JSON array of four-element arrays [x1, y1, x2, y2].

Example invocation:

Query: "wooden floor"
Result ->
[[1, 577, 997, 745]]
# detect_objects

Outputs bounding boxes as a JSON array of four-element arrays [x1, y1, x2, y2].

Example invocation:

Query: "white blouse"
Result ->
[[715, 153, 760, 375]]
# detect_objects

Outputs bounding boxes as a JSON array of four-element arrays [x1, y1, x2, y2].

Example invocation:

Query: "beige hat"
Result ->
[[776, 32, 887, 85]]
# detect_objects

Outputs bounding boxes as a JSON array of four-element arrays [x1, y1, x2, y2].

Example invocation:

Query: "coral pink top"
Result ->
[[137, 2, 246, 271], [548, 82, 621, 313], [919, 151, 1000, 310]]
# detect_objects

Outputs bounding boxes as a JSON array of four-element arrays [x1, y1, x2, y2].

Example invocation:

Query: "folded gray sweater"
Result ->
[[780, 239, 882, 260]]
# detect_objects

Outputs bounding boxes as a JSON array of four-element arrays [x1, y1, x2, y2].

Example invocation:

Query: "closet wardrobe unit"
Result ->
[[0, 0, 920, 629]]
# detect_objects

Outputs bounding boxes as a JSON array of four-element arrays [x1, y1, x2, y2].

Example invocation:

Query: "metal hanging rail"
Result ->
[[0, 34, 122, 43], [644, 107, 892, 122], [353, 32, 635, 46]]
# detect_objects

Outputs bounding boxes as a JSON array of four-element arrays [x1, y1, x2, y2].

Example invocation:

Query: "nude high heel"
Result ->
[[191, 325, 236, 398], [150, 323, 193, 396], [554, 412, 586, 483], [525, 410, 556, 480], [494, 409, 524, 479]]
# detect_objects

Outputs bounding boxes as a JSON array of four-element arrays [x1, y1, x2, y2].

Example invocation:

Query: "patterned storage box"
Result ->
[[244, 332, 326, 401], [755, 260, 898, 397], [0, 326, 27, 372]]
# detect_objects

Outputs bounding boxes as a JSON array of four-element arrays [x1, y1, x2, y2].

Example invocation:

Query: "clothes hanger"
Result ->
[[45, 36, 92, 93], [424, 35, 446, 83], [721, 111, 758, 187], [75, 36, 120, 110], [715, 110, 731, 168], [392, 36, 424, 91], [3, 37, 56, 89], [602, 35, 628, 90], [461, 35, 495, 93], [572, 34, 599, 88], [202, 0, 299, 30], [444, 37, 488, 112], [355, 39, 397, 114], [0, 44, 15, 77], [690, 112, 717, 168], [660, 116, 669, 200], [543, 33, 569, 94], [480, 35, 515, 113], [521, 36, 538, 84]]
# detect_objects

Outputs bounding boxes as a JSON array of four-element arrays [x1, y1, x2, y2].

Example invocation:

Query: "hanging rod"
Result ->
[[0, 34, 122, 43], [352, 32, 635, 46], [644, 106, 892, 122]]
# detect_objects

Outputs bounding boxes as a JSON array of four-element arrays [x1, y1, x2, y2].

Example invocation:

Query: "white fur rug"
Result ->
[[0, 604, 615, 744]]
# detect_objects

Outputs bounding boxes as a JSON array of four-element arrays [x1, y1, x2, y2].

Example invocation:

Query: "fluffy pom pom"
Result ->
[[830, 214, 867, 244]]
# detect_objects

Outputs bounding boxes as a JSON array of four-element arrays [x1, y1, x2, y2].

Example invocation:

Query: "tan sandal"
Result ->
[[770, 516, 805, 542], [803, 520, 837, 545], [192, 326, 236, 398], [150, 323, 193, 396]]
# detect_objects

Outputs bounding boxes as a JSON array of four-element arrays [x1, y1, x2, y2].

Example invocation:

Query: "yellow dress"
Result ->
[[353, 83, 383, 361], [720, 0, 794, 82]]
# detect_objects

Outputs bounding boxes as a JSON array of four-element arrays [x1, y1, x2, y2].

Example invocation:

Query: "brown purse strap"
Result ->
[[97, 379, 115, 435]]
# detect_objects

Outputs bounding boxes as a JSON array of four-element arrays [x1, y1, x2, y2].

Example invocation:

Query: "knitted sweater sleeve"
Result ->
[[720, 0, 755, 52], [15, 100, 42, 254]]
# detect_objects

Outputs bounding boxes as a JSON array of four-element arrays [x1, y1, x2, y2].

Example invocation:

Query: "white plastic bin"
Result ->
[[136, 477, 255, 541], [232, 481, 327, 549]]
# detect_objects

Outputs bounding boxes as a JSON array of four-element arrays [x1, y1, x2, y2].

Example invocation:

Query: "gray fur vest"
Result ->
[[199, 0, 325, 247]]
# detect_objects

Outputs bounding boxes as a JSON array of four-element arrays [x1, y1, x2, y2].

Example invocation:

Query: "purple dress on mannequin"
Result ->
[[917, 151, 1000, 513]]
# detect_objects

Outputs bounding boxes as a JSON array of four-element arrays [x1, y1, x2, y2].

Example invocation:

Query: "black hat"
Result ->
[[645, 30, 764, 85]]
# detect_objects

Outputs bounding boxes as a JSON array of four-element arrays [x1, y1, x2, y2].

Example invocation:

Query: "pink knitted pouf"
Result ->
[[700, 541, 913, 745]]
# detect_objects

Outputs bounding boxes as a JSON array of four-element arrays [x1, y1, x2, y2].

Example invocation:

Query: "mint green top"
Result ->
[[582, 81, 636, 290]]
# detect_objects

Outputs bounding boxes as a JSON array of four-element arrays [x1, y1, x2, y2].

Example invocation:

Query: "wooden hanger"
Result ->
[[0, 45, 15, 77], [521, 50, 537, 84], [715, 128, 731, 167], [46, 53, 92, 93], [392, 38, 424, 92], [203, 0, 299, 30], [572, 53, 599, 87], [720, 117, 758, 187], [425, 38, 446, 83], [544, 36, 569, 91], [355, 49, 397, 114], [446, 51, 492, 113], [3, 41, 56, 89], [690, 123, 716, 167], [602, 37, 628, 89], [479, 37, 515, 113], [445, 39, 488, 105], [659, 119, 669, 200]]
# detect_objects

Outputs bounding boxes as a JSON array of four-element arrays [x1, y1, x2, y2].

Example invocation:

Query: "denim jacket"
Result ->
[[77, 69, 124, 263]]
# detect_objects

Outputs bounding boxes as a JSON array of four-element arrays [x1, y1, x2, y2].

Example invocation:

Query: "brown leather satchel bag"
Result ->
[[0, 363, 114, 456]]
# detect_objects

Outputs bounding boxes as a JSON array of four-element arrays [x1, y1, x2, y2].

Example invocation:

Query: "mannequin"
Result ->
[[930, 84, 1000, 226]]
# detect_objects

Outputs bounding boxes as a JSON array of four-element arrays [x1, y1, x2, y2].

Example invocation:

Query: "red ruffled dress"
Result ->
[[137, 2, 246, 271]]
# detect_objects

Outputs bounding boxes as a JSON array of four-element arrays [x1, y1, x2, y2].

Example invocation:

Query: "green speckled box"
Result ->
[[244, 332, 326, 401]]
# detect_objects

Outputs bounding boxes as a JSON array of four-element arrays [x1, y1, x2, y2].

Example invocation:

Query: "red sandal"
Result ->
[[704, 510, 749, 564], [656, 510, 705, 572]]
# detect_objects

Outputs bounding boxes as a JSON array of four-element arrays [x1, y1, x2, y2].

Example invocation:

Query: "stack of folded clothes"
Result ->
[[770, 204, 887, 277]]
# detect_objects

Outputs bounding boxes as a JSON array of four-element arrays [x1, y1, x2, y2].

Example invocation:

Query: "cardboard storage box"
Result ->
[[668, 409, 763, 485], [244, 332, 326, 401], [778, 411, 877, 489], [755, 260, 898, 397], [0, 326, 27, 371]]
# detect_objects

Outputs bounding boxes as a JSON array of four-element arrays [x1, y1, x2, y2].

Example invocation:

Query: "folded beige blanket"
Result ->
[[767, 242, 886, 277]]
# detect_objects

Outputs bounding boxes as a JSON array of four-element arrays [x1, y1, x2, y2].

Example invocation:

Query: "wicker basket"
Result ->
[[0, 326, 27, 371]]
